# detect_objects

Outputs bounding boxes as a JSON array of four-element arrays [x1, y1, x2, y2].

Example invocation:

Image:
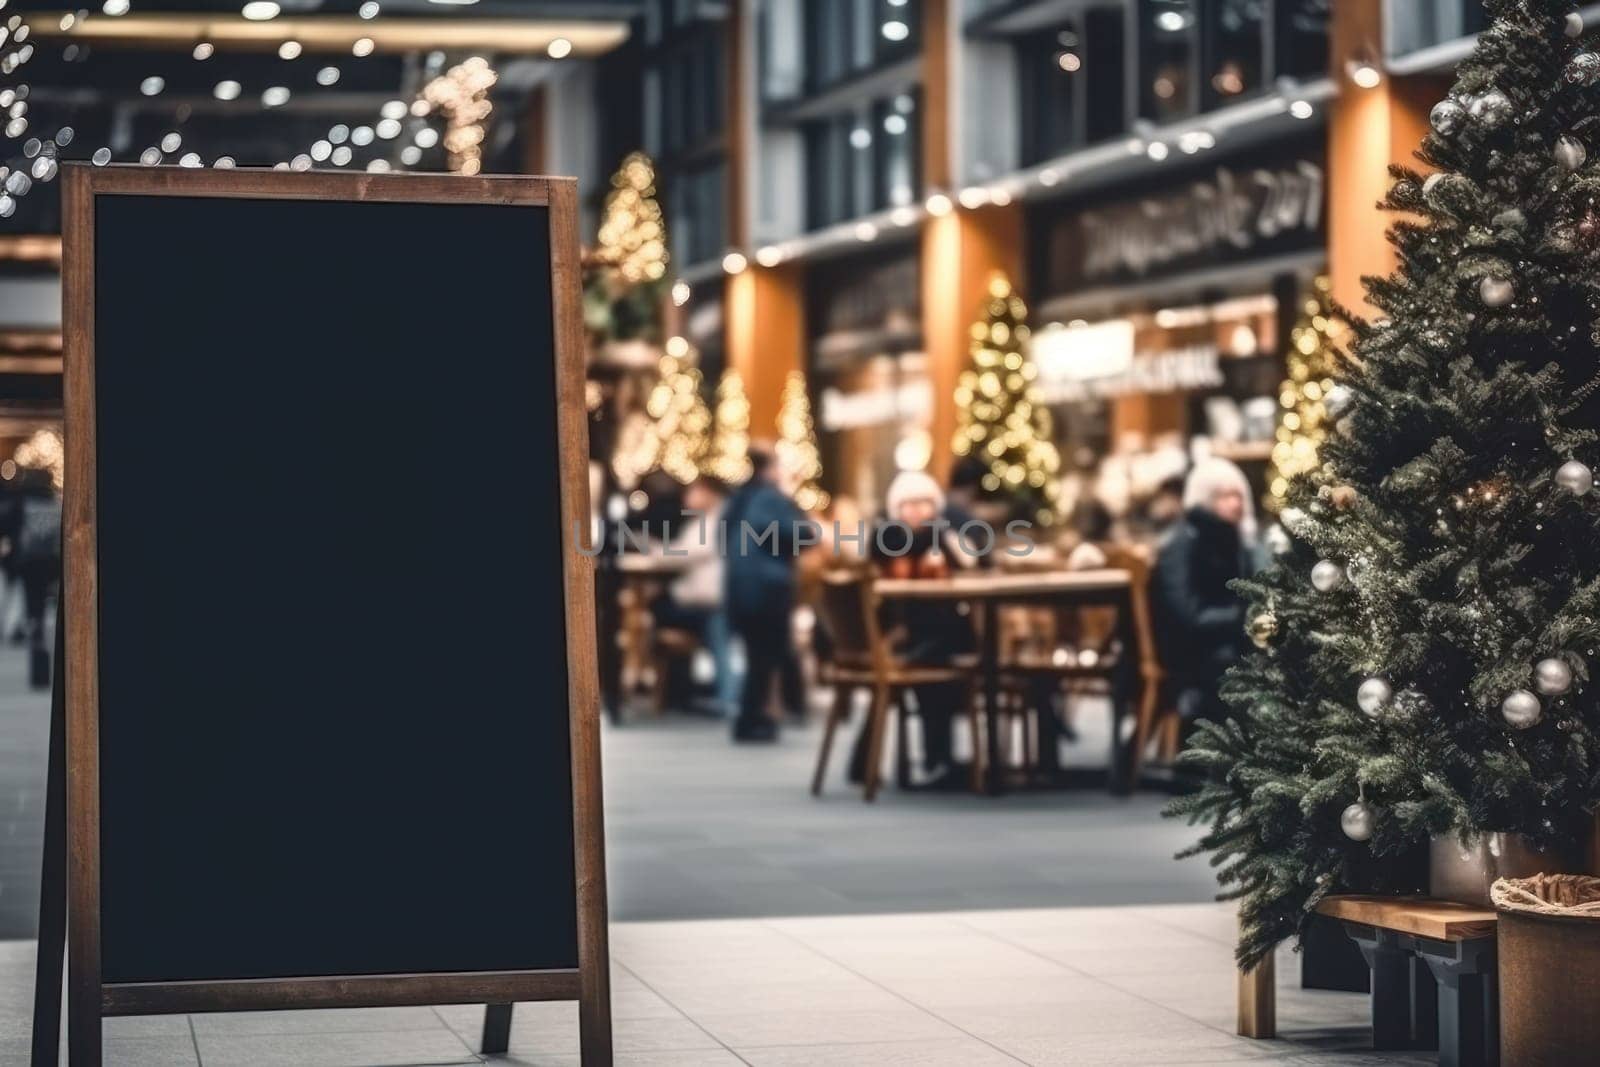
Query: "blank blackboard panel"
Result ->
[[93, 193, 578, 984]]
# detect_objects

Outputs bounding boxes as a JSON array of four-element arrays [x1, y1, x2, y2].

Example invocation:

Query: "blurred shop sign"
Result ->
[[820, 379, 934, 430], [1039, 140, 1326, 294], [1032, 319, 1136, 384], [1036, 342, 1223, 403]]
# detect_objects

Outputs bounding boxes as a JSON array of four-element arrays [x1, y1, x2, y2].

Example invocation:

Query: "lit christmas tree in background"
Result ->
[[705, 368, 753, 485], [612, 351, 711, 487], [1266, 276, 1342, 510], [596, 151, 669, 285], [776, 370, 829, 513], [586, 152, 671, 342], [951, 274, 1061, 523]]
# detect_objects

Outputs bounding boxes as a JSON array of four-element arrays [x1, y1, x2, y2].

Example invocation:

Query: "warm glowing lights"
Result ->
[[722, 251, 748, 275], [420, 54, 496, 175], [240, 1, 280, 20], [595, 152, 670, 284], [547, 37, 572, 59], [1348, 60, 1382, 89]]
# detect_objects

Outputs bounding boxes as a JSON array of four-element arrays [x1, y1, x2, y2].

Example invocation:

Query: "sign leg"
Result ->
[[481, 1003, 513, 1055], [30, 610, 65, 1066]]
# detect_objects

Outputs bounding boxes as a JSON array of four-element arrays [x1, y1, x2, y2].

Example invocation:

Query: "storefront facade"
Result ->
[[1025, 135, 1328, 520], [804, 244, 928, 508]]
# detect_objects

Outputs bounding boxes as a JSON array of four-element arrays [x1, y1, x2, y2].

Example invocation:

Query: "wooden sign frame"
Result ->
[[37, 165, 611, 1065]]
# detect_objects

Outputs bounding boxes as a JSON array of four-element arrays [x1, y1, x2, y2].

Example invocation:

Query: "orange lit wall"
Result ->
[[1328, 0, 1448, 316], [726, 265, 805, 438], [921, 204, 1024, 480]]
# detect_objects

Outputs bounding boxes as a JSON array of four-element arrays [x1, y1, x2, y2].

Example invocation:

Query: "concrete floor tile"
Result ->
[[104, 1035, 202, 1066], [189, 1006, 449, 1037], [736, 1036, 1025, 1065], [692, 1006, 963, 1048], [504, 1015, 722, 1057], [194, 1029, 478, 1067], [104, 1014, 196, 1038], [487, 1051, 746, 1067]]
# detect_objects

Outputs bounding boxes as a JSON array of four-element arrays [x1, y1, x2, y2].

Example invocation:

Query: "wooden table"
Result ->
[[874, 569, 1134, 794]]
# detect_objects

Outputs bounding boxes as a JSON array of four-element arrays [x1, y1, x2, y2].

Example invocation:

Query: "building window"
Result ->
[[799, 0, 922, 96], [804, 92, 921, 230], [1015, 9, 1125, 167], [1141, 0, 1196, 122], [656, 26, 726, 157], [668, 162, 727, 268], [1385, 0, 1488, 57], [1202, 0, 1265, 109], [1275, 0, 1331, 79]]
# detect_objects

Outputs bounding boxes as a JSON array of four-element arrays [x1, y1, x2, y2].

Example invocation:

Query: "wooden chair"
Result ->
[[990, 544, 1161, 779], [810, 567, 978, 801], [649, 625, 701, 713], [1100, 544, 1177, 781]]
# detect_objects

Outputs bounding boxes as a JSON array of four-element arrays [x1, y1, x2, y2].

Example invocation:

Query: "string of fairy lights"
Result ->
[[0, 0, 527, 217]]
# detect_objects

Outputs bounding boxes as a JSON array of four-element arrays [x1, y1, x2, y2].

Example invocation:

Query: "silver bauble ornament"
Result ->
[[1263, 523, 1291, 556], [1422, 172, 1446, 198], [1556, 459, 1594, 494], [1569, 12, 1586, 38], [1535, 657, 1575, 696], [1567, 52, 1600, 86], [1479, 276, 1515, 308], [1430, 99, 1468, 136], [1325, 384, 1353, 417], [1469, 89, 1513, 127], [1357, 677, 1393, 717], [1556, 136, 1588, 172], [1341, 801, 1376, 842], [1501, 689, 1543, 729], [1311, 560, 1345, 593]]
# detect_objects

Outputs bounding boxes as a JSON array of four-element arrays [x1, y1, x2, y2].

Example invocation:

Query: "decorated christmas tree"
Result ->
[[776, 371, 829, 513], [596, 151, 669, 285], [705, 368, 753, 485], [587, 152, 670, 342], [951, 274, 1061, 522], [1172, 0, 1600, 968], [1266, 276, 1341, 511], [612, 352, 711, 487]]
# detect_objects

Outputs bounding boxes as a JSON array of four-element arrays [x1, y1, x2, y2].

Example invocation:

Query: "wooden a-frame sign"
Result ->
[[34, 165, 612, 1065]]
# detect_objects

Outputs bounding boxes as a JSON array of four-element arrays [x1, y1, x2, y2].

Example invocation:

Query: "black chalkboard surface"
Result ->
[[40, 167, 611, 1067]]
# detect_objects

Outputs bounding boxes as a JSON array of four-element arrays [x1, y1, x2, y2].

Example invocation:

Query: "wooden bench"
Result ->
[[1238, 897, 1500, 1067]]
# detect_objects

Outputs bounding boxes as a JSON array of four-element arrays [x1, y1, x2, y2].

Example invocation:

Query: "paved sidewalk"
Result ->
[[2, 902, 1426, 1066]]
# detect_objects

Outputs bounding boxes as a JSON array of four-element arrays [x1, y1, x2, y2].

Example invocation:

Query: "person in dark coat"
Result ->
[[722, 445, 817, 742], [1152, 458, 1260, 730]]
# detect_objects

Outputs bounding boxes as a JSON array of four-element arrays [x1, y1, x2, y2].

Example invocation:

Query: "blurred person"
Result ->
[[853, 470, 979, 788], [651, 476, 735, 716], [723, 444, 817, 742], [1143, 474, 1188, 539], [1152, 458, 1259, 731]]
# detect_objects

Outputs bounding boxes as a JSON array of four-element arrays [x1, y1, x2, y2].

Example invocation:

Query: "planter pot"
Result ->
[[1494, 875, 1600, 1066], [1429, 833, 1589, 907]]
